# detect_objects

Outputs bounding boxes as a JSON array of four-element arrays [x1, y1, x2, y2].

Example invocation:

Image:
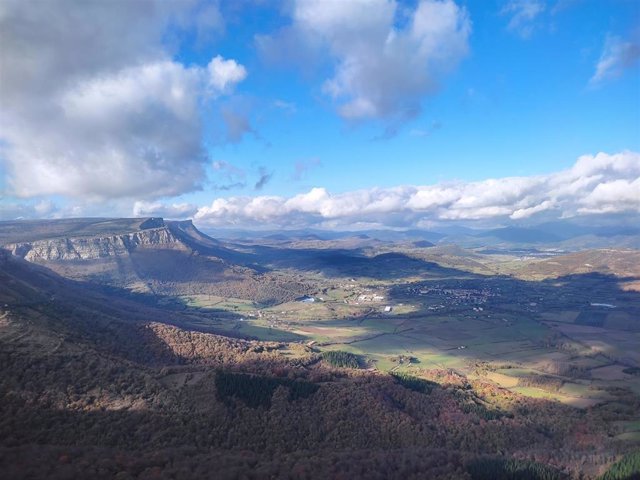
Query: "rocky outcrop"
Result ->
[[6, 226, 183, 262]]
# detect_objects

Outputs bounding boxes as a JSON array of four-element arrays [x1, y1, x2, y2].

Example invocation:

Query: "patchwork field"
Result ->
[[171, 265, 640, 420]]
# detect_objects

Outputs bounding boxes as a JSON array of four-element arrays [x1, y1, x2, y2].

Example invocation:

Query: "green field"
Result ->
[[172, 270, 640, 421]]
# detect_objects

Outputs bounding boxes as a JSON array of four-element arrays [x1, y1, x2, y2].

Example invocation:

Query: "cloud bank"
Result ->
[[191, 151, 640, 228]]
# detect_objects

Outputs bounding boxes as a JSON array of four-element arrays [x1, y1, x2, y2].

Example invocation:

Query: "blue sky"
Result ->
[[192, 0, 638, 191], [1, 0, 639, 228]]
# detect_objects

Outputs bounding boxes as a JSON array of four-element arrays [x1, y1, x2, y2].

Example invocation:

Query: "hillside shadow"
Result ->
[[246, 244, 474, 280], [168, 222, 270, 273], [376, 271, 640, 370], [0, 251, 275, 363], [277, 267, 640, 400], [0, 391, 576, 479]]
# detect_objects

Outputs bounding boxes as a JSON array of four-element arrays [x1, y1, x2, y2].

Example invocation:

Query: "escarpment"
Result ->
[[0, 218, 310, 303], [0, 218, 205, 288], [6, 227, 185, 263], [6, 226, 182, 262]]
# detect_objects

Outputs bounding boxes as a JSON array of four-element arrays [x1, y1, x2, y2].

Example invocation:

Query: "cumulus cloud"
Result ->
[[193, 151, 640, 228], [510, 200, 555, 220], [258, 0, 470, 124], [0, 0, 245, 200], [578, 178, 640, 214], [589, 34, 640, 86], [207, 56, 247, 93], [501, 0, 545, 38]]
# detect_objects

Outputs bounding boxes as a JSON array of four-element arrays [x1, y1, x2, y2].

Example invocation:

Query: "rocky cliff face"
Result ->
[[6, 226, 183, 262], [0, 218, 257, 293]]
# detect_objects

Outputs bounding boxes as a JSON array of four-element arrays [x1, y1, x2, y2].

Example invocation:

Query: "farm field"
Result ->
[[171, 261, 640, 413]]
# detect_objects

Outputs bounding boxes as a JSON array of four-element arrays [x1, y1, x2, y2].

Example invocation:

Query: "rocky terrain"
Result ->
[[6, 224, 182, 262]]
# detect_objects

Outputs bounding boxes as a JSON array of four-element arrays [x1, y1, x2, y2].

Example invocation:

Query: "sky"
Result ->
[[0, 0, 639, 230]]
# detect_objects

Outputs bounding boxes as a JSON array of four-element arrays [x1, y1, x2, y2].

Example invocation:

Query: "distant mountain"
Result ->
[[431, 220, 640, 250], [210, 227, 445, 244], [510, 248, 640, 280], [477, 226, 563, 244], [264, 233, 291, 241], [203, 219, 640, 250], [533, 220, 640, 240], [298, 233, 324, 241], [431, 225, 479, 236], [352, 229, 444, 243]]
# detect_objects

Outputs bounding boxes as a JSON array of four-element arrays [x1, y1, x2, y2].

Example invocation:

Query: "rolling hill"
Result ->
[[0, 248, 631, 479], [1, 218, 639, 478]]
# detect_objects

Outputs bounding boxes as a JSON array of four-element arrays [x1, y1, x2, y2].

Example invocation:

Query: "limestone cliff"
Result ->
[[7, 226, 184, 262], [0, 218, 263, 293]]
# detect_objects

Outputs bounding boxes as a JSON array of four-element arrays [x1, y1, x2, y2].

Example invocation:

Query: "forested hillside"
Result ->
[[1, 251, 638, 479]]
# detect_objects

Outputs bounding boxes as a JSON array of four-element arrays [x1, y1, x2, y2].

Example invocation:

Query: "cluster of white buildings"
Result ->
[[356, 294, 385, 303], [405, 284, 496, 306]]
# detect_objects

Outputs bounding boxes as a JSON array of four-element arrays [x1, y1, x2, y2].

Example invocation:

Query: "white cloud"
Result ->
[[258, 0, 470, 123], [578, 178, 640, 214], [207, 56, 247, 94], [133, 201, 199, 219], [590, 34, 640, 86], [0, 198, 139, 221], [10, 151, 637, 226], [0, 0, 245, 201], [501, 0, 545, 38], [192, 151, 640, 227], [0, 200, 58, 220], [510, 200, 555, 220]]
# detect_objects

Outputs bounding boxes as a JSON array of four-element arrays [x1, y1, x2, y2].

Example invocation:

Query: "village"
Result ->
[[403, 282, 498, 307], [223, 279, 509, 338]]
